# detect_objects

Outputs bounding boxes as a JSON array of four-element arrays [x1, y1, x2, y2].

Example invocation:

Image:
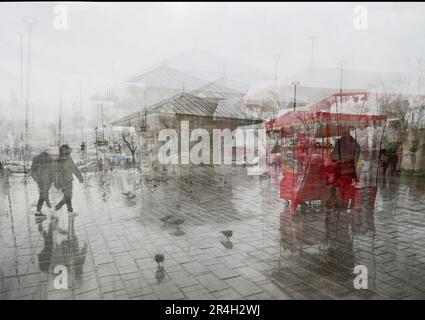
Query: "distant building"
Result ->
[[112, 92, 262, 171]]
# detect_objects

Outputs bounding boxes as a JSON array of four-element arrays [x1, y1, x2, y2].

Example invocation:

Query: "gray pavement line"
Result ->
[[13, 226, 44, 299], [84, 212, 134, 299]]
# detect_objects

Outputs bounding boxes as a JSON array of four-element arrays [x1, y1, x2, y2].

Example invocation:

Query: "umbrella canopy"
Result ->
[[266, 111, 387, 137]]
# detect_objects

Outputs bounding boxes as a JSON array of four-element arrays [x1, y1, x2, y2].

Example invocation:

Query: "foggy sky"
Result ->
[[2, 2, 425, 122]]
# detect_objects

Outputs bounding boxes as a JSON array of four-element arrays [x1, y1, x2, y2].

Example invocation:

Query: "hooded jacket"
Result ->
[[54, 154, 83, 187]]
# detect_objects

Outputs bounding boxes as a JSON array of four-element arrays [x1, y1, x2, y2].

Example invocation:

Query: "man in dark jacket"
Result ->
[[53, 144, 84, 214], [31, 150, 55, 216], [331, 128, 361, 208]]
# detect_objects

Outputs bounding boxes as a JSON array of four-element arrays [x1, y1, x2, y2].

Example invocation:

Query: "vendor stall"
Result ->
[[266, 110, 387, 214]]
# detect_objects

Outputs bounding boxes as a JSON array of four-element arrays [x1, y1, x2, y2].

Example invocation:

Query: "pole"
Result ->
[[20, 33, 24, 131], [338, 61, 346, 104], [24, 23, 31, 150], [273, 55, 280, 83], [273, 55, 280, 109], [100, 103, 105, 141], [291, 81, 300, 204], [58, 73, 63, 146], [23, 17, 38, 157], [79, 82, 84, 142]]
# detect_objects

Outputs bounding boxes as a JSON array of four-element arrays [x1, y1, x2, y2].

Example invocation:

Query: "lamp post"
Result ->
[[291, 81, 300, 112], [291, 81, 300, 194], [337, 61, 346, 103], [23, 16, 37, 158], [336, 61, 346, 136]]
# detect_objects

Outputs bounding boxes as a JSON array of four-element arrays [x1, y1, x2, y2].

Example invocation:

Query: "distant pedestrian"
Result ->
[[388, 150, 398, 176], [380, 149, 389, 177], [331, 128, 361, 208], [53, 144, 84, 215], [31, 148, 56, 217]]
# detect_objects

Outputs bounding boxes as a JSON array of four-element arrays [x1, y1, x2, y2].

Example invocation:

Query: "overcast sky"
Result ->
[[2, 2, 425, 121]]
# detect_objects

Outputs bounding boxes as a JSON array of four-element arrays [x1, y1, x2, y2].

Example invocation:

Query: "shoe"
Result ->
[[68, 211, 78, 217], [35, 212, 46, 217]]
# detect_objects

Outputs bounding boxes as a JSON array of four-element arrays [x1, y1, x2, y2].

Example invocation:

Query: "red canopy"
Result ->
[[266, 111, 387, 137]]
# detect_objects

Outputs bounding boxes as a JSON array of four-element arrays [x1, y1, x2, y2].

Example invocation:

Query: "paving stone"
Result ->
[[1, 168, 425, 299]]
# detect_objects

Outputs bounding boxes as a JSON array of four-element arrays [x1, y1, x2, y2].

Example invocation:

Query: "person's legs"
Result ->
[[54, 197, 66, 211], [36, 197, 44, 212], [63, 183, 73, 212], [65, 197, 73, 212], [383, 162, 388, 176], [44, 182, 52, 208], [36, 183, 46, 214]]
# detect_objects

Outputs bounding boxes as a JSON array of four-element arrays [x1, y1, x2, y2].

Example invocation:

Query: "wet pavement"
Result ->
[[1, 165, 425, 300]]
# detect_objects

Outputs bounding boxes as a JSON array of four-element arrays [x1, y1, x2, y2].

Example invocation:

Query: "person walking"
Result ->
[[331, 128, 361, 209], [388, 149, 398, 176], [53, 144, 84, 215], [31, 148, 55, 217], [380, 149, 389, 177]]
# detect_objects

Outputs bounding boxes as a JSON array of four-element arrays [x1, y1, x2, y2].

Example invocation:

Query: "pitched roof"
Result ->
[[190, 80, 244, 100], [131, 48, 271, 84], [214, 98, 259, 121], [148, 92, 218, 116], [112, 92, 219, 125], [126, 66, 208, 90], [245, 82, 335, 105], [213, 76, 250, 93]]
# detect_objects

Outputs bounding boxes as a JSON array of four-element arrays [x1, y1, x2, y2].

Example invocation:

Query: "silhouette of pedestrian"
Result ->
[[31, 147, 56, 217], [388, 150, 398, 176], [331, 128, 361, 208], [53, 145, 84, 215]]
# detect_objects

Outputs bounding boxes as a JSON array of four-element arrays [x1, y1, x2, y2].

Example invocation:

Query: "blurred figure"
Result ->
[[31, 147, 56, 217], [53, 144, 84, 215], [388, 149, 398, 176], [331, 128, 361, 208], [37, 216, 87, 281], [37, 216, 67, 273], [380, 149, 389, 177]]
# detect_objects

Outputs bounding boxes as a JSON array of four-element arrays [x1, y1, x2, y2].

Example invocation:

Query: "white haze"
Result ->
[[1, 2, 425, 123]]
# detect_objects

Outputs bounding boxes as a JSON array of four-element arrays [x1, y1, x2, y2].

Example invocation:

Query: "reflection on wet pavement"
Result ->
[[1, 166, 425, 299]]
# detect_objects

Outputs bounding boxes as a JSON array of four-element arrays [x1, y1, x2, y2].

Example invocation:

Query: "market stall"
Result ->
[[266, 110, 387, 214]]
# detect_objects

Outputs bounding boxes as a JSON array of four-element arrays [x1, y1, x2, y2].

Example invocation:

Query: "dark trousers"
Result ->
[[382, 162, 389, 176], [55, 183, 73, 212], [37, 182, 52, 212]]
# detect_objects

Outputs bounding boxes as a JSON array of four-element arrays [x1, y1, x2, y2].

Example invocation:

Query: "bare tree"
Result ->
[[120, 129, 139, 167]]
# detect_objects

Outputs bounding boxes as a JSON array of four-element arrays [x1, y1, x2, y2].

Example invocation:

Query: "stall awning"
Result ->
[[266, 111, 387, 137]]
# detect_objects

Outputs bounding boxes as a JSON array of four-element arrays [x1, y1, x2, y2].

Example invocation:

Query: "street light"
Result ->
[[337, 60, 347, 103], [290, 81, 300, 187], [23, 16, 38, 157], [291, 81, 300, 112]]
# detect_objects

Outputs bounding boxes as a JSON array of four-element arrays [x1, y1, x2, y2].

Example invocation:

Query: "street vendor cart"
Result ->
[[266, 108, 387, 214]]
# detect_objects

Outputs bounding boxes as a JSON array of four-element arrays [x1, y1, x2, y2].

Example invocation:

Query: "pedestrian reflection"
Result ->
[[37, 216, 88, 281], [277, 208, 376, 288], [154, 254, 166, 283], [220, 230, 233, 250], [37, 217, 67, 273]]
